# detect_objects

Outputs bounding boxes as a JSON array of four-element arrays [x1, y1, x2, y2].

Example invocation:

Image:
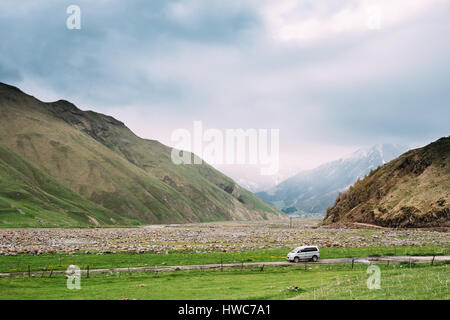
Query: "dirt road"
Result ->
[[0, 255, 448, 278]]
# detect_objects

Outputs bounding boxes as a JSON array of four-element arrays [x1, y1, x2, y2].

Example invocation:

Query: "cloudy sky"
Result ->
[[1, 0, 449, 188]]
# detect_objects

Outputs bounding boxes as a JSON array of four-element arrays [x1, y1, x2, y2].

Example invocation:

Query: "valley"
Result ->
[[0, 83, 448, 301]]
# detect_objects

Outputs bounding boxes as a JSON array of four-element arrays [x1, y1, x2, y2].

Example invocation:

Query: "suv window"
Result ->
[[299, 247, 318, 252]]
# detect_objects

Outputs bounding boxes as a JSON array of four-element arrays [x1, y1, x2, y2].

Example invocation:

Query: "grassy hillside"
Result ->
[[324, 137, 450, 228], [0, 145, 134, 227], [0, 83, 282, 226]]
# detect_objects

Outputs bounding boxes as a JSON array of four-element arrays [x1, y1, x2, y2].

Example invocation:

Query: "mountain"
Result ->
[[256, 144, 409, 217], [324, 137, 450, 228], [0, 82, 282, 227]]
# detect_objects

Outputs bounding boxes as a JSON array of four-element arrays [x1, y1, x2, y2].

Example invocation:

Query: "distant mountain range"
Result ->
[[256, 144, 409, 218], [0, 82, 282, 227], [324, 137, 450, 228]]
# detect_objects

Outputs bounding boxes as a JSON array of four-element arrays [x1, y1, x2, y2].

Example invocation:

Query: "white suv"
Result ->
[[287, 246, 320, 263]]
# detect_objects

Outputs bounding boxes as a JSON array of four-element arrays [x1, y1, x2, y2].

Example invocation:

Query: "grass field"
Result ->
[[0, 262, 448, 300], [1, 245, 448, 274]]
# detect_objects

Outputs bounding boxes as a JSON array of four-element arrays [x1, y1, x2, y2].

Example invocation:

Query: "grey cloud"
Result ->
[[0, 0, 449, 174], [0, 64, 22, 82], [0, 0, 258, 107]]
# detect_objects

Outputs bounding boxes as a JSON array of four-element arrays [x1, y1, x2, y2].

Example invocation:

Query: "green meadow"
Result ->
[[0, 262, 448, 300]]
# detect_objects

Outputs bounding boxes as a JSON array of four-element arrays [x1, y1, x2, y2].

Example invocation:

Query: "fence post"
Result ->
[[352, 258, 354, 269], [87, 265, 90, 278], [28, 265, 31, 278], [431, 255, 435, 266]]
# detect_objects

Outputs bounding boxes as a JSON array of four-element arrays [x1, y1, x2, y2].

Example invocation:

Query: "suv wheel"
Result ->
[[294, 257, 300, 263], [311, 255, 318, 262]]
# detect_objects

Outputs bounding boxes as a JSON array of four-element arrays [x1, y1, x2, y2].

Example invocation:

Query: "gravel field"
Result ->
[[0, 220, 449, 255]]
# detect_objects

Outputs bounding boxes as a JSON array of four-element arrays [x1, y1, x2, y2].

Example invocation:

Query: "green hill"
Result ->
[[0, 144, 133, 227], [0, 83, 282, 227], [324, 137, 450, 228]]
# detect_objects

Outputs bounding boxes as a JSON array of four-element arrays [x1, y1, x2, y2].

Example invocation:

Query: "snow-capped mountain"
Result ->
[[256, 144, 410, 217]]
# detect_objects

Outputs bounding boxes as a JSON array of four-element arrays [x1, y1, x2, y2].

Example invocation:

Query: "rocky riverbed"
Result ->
[[0, 220, 448, 256]]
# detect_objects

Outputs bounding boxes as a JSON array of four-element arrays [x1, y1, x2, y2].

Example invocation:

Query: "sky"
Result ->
[[1, 0, 449, 189]]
